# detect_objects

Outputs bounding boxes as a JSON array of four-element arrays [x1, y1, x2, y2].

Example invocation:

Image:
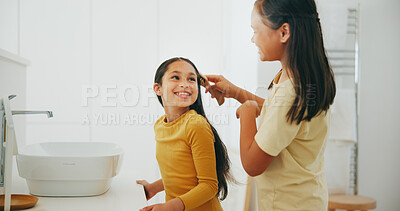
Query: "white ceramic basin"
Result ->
[[16, 142, 123, 196]]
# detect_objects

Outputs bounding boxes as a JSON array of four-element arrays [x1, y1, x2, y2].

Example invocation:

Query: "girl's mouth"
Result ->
[[174, 91, 192, 99]]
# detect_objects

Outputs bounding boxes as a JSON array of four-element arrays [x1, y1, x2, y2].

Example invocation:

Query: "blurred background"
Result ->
[[0, 0, 399, 210]]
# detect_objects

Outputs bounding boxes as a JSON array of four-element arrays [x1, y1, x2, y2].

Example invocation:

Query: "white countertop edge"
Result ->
[[0, 48, 30, 66]]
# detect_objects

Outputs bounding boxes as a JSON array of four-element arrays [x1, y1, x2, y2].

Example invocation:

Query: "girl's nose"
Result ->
[[179, 82, 189, 88]]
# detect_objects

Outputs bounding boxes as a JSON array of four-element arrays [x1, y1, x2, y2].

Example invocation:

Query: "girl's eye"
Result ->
[[172, 76, 179, 80], [189, 78, 196, 82]]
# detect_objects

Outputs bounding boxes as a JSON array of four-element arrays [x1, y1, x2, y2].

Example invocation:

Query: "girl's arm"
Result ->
[[236, 101, 275, 177], [175, 116, 220, 210], [205, 75, 265, 110], [138, 179, 185, 211], [235, 87, 265, 109], [136, 179, 164, 200]]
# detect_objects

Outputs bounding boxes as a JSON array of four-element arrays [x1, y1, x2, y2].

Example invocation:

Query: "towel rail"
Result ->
[[327, 7, 360, 194]]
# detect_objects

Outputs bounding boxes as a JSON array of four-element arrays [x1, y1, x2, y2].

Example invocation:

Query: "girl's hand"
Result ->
[[139, 203, 166, 211], [204, 75, 239, 99], [136, 180, 157, 200], [236, 100, 260, 119], [140, 198, 184, 211]]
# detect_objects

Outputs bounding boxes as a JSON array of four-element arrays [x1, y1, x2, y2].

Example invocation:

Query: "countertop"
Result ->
[[7, 149, 248, 211], [10, 171, 148, 211]]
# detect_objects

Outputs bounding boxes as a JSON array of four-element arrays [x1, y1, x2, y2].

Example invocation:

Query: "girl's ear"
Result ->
[[153, 83, 161, 96], [280, 23, 290, 44]]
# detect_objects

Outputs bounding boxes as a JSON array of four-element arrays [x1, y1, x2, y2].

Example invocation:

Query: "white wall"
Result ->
[[20, 0, 92, 142], [0, 0, 19, 54], [358, 0, 400, 210], [0, 50, 29, 146]]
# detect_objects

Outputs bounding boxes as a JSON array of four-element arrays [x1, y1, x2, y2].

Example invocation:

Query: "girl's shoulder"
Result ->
[[185, 111, 214, 144], [185, 110, 208, 127], [183, 110, 211, 131], [153, 110, 206, 129], [269, 79, 297, 104], [154, 114, 166, 126], [178, 109, 207, 127]]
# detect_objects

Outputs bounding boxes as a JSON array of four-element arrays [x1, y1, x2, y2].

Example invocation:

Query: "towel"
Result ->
[[324, 139, 354, 194], [329, 89, 357, 143], [319, 3, 348, 50], [325, 89, 357, 194]]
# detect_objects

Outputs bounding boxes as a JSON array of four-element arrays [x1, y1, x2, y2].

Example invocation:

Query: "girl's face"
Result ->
[[154, 60, 199, 110], [251, 6, 288, 62]]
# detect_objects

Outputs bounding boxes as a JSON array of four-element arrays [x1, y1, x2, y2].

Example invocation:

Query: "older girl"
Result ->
[[206, 0, 336, 210]]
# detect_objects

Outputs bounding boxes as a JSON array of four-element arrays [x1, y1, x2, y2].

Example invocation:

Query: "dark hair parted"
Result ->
[[154, 57, 232, 200], [255, 0, 336, 124]]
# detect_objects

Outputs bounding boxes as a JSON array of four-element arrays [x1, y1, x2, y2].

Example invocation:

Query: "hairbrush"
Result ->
[[198, 73, 225, 106]]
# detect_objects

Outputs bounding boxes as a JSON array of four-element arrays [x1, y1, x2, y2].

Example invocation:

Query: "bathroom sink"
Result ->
[[16, 142, 123, 196]]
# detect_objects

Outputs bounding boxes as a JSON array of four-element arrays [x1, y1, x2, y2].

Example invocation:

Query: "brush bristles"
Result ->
[[199, 77, 206, 86]]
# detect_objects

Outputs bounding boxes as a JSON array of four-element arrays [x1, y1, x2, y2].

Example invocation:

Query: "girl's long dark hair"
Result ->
[[255, 0, 336, 124], [154, 57, 232, 200]]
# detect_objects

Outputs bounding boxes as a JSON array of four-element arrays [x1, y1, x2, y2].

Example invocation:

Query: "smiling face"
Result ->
[[250, 6, 288, 62], [154, 60, 199, 114]]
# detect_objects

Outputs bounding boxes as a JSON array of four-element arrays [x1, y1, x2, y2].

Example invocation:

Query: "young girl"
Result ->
[[206, 0, 336, 210], [137, 57, 231, 211]]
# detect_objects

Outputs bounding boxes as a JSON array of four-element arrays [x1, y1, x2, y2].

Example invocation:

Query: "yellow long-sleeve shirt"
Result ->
[[154, 109, 223, 211]]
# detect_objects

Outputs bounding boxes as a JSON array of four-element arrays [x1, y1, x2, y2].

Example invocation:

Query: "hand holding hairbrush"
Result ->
[[198, 73, 225, 106]]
